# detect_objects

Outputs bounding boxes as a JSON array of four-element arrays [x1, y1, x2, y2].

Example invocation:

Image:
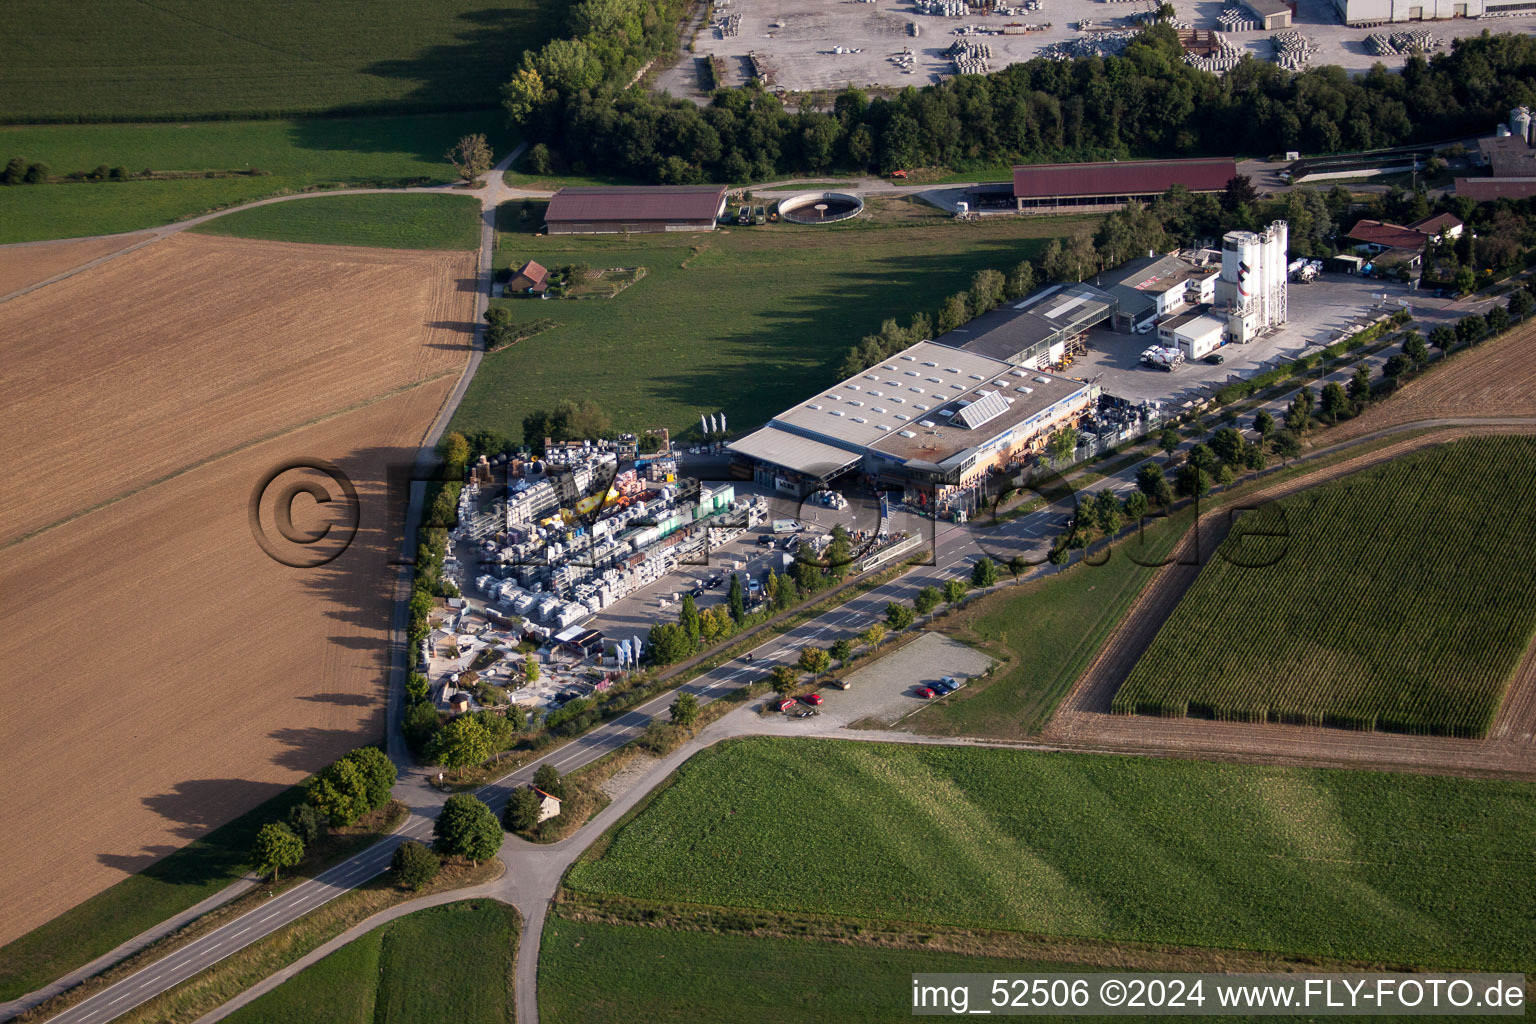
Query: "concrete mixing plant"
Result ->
[[1216, 221, 1288, 343]]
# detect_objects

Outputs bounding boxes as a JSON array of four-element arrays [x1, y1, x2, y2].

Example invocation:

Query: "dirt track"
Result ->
[[0, 233, 475, 946], [0, 234, 475, 547], [0, 233, 154, 299], [1046, 425, 1536, 781]]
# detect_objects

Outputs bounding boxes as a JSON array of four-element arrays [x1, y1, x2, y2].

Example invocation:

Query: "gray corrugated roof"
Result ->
[[727, 427, 861, 478], [545, 186, 728, 223]]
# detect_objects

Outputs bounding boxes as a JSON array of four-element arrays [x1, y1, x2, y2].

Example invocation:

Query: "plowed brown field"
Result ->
[[0, 233, 154, 299], [0, 233, 474, 945], [0, 234, 475, 547]]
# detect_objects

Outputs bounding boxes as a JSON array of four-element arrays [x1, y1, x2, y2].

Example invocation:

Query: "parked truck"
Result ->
[[1140, 346, 1185, 372]]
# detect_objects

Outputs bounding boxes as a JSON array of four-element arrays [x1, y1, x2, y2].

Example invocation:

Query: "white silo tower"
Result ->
[[1262, 220, 1289, 328]]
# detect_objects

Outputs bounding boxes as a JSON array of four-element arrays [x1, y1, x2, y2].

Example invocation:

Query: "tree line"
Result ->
[[504, 26, 1536, 184]]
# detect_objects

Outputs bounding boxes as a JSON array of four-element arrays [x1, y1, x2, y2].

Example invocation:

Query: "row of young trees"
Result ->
[[504, 27, 1536, 185]]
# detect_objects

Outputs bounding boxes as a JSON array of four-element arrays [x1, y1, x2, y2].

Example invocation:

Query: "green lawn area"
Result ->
[[191, 193, 481, 249], [907, 500, 1190, 738], [540, 915, 1086, 1023], [225, 900, 518, 1024], [1116, 437, 1536, 736], [0, 114, 508, 243], [539, 917, 1480, 1024], [449, 206, 1097, 445], [0, 785, 312, 1002], [0, 1, 569, 120], [566, 737, 1536, 970]]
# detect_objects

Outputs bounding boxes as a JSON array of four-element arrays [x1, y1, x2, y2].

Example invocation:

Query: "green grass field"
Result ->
[[1115, 437, 1536, 735], [0, 1, 569, 121], [0, 114, 507, 243], [540, 915, 1083, 1023], [449, 205, 1097, 444], [566, 738, 1536, 970], [908, 500, 1191, 738], [539, 916, 1484, 1023], [191, 193, 481, 249], [225, 900, 518, 1024]]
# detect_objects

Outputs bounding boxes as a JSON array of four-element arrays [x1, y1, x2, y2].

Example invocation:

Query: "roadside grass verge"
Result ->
[[85, 859, 502, 1024], [564, 736, 1536, 971], [0, 114, 509, 243], [191, 193, 481, 250], [0, 788, 401, 1004], [224, 900, 518, 1024], [452, 208, 1098, 444]]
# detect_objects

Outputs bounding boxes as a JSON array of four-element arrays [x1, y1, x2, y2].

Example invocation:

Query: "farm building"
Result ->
[[544, 185, 729, 234], [1012, 158, 1236, 213], [728, 340, 1094, 504], [508, 260, 549, 295], [1455, 110, 1536, 201], [530, 787, 562, 822]]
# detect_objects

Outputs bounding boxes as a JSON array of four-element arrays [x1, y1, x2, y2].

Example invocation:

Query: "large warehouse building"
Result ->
[[544, 185, 729, 234], [1013, 158, 1236, 214], [728, 341, 1094, 504], [1332, 0, 1531, 23]]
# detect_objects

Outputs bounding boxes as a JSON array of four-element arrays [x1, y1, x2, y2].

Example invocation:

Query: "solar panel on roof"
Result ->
[[953, 390, 1010, 429]]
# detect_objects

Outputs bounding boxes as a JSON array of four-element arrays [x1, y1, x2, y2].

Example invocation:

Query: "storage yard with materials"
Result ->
[[689, 0, 1536, 93]]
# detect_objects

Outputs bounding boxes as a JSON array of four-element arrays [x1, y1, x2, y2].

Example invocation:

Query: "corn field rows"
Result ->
[[1113, 437, 1536, 737]]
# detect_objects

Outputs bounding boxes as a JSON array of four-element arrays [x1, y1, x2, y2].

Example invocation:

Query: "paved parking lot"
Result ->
[[790, 632, 996, 729], [1074, 273, 1420, 405]]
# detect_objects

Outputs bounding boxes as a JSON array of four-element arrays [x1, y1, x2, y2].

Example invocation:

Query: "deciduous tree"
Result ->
[[434, 794, 502, 863], [446, 133, 493, 183], [391, 840, 439, 891], [252, 822, 303, 882]]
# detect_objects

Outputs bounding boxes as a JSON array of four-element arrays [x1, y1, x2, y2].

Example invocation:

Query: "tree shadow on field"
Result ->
[[268, 726, 379, 773], [298, 691, 377, 707], [132, 779, 292, 843], [285, 3, 576, 160]]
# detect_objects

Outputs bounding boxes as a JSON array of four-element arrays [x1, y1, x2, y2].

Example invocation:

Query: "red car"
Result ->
[[915, 686, 937, 699], [804, 693, 823, 706], [777, 698, 798, 713]]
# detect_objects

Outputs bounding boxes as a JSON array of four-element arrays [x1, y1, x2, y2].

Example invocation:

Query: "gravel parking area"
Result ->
[[806, 631, 996, 728]]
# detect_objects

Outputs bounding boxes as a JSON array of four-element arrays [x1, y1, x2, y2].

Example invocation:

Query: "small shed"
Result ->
[[531, 786, 562, 822], [508, 260, 549, 295], [1240, 0, 1291, 29], [447, 691, 471, 714]]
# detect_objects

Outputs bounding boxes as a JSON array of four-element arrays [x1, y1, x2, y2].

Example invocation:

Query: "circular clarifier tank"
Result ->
[[777, 191, 865, 224]]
